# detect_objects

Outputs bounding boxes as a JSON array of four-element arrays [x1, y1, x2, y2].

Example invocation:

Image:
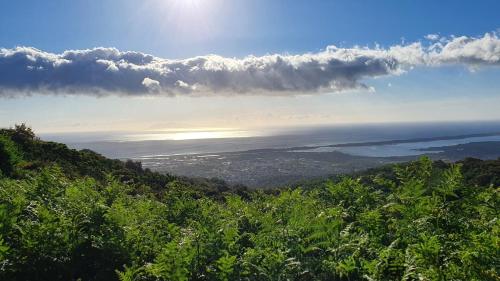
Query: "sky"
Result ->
[[0, 0, 499, 133]]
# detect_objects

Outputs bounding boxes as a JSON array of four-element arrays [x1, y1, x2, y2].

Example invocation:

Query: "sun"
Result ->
[[171, 0, 203, 10], [145, 0, 217, 39], [165, 0, 212, 15]]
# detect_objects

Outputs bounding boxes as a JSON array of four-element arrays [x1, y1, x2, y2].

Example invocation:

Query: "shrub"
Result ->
[[0, 136, 21, 176]]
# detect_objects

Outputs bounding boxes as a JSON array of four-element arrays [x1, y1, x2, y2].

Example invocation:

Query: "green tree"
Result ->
[[0, 135, 21, 176]]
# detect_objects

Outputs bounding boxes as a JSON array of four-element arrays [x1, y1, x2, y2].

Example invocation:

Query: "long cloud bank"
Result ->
[[1, 33, 499, 97]]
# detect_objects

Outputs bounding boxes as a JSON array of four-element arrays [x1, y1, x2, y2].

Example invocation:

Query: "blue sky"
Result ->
[[2, 0, 499, 57], [1, 0, 500, 132]]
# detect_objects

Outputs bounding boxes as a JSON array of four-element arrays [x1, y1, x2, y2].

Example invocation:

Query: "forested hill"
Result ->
[[0, 125, 498, 281], [0, 125, 249, 198]]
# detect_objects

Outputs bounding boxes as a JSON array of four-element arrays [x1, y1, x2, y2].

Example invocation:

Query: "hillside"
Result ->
[[0, 126, 498, 281], [0, 125, 248, 199]]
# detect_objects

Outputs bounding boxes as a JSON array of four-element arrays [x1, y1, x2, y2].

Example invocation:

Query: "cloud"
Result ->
[[425, 34, 440, 41], [427, 33, 500, 66], [0, 32, 499, 97], [142, 77, 161, 92]]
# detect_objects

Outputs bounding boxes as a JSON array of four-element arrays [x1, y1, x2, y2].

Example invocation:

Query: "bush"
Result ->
[[0, 136, 21, 177]]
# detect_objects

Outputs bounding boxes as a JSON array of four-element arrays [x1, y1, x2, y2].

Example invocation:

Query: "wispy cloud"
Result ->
[[0, 32, 499, 97], [424, 34, 440, 41]]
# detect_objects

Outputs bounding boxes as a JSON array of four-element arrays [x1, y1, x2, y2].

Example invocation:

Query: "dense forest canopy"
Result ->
[[0, 125, 498, 280]]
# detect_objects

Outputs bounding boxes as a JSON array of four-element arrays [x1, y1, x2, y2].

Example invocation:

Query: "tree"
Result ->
[[0, 135, 21, 176]]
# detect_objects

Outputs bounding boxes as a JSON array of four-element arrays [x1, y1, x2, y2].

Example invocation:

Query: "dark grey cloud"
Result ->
[[0, 33, 499, 97]]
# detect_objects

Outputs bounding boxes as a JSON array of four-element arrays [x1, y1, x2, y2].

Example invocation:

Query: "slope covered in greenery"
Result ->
[[0, 125, 248, 198], [0, 126, 498, 280]]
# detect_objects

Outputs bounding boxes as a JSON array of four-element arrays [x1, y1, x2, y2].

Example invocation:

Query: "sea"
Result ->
[[40, 121, 500, 160]]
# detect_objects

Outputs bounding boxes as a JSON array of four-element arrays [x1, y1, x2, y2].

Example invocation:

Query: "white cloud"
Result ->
[[428, 33, 500, 66], [142, 77, 160, 91], [425, 34, 440, 41], [0, 32, 499, 97]]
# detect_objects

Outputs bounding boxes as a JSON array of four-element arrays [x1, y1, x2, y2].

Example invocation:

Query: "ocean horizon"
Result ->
[[40, 120, 500, 160]]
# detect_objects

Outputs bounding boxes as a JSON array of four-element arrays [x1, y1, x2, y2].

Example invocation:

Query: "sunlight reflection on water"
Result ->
[[121, 129, 266, 141]]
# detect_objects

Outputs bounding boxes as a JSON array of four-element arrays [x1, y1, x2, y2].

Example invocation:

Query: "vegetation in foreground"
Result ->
[[0, 125, 498, 281]]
